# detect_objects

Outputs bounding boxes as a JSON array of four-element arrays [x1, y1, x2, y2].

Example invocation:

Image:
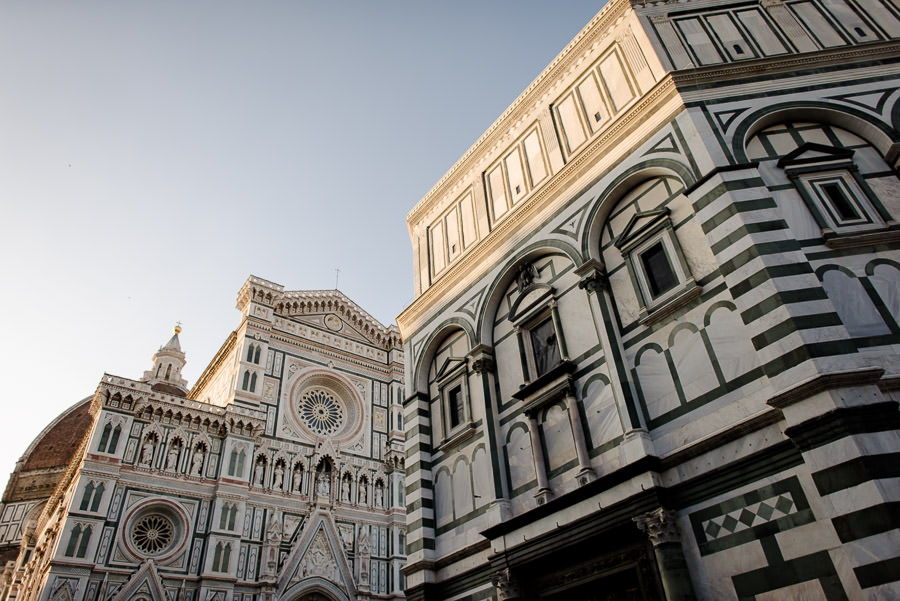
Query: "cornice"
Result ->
[[673, 41, 900, 94], [398, 76, 682, 336], [406, 0, 633, 224]]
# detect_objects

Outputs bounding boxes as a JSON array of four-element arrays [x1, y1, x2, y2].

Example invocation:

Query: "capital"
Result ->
[[633, 507, 681, 546]]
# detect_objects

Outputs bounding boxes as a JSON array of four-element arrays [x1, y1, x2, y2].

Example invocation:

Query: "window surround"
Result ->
[[508, 267, 568, 384], [435, 357, 475, 451], [778, 143, 899, 248], [615, 208, 701, 326]]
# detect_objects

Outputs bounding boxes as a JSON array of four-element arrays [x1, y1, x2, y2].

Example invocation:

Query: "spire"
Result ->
[[142, 324, 189, 396]]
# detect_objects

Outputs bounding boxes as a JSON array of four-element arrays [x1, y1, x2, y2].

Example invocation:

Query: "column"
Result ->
[[564, 392, 595, 485], [634, 508, 696, 601], [492, 568, 522, 601], [526, 413, 553, 505]]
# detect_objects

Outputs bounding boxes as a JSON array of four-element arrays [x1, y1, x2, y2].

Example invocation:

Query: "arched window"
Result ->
[[90, 483, 104, 512], [249, 372, 257, 393], [65, 524, 92, 558], [65, 525, 82, 556], [246, 344, 255, 362], [237, 449, 246, 477], [165, 364, 172, 380], [156, 364, 163, 378], [212, 542, 223, 571], [253, 345, 261, 364], [108, 425, 121, 454], [219, 503, 230, 530], [241, 371, 250, 391], [79, 483, 95, 511], [98, 423, 112, 452], [228, 504, 237, 530]]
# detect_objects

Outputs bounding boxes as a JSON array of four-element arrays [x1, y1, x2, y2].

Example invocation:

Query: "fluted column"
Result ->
[[634, 508, 696, 601]]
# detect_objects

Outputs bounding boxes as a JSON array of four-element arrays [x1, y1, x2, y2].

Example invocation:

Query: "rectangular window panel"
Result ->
[[430, 221, 446, 274], [820, 0, 879, 42], [487, 164, 509, 220], [599, 51, 636, 111], [737, 9, 789, 55], [640, 242, 679, 298], [707, 13, 755, 60], [523, 130, 548, 186], [459, 192, 477, 249], [445, 207, 461, 261], [556, 93, 587, 153], [790, 2, 848, 47], [864, 0, 900, 38], [504, 147, 527, 205], [447, 386, 464, 429], [675, 18, 725, 65], [577, 74, 609, 133], [530, 317, 560, 378]]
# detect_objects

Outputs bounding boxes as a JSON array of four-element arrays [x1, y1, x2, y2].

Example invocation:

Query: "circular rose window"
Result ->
[[299, 388, 344, 436], [131, 514, 174, 554], [122, 500, 188, 561]]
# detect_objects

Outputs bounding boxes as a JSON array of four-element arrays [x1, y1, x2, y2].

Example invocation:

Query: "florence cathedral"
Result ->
[[3, 0, 900, 600]]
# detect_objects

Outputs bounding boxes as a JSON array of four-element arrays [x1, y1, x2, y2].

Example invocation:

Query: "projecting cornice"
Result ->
[[405, 0, 632, 226]]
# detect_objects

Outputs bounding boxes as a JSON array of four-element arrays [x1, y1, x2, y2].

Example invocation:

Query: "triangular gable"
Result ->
[[436, 357, 466, 381], [109, 559, 167, 601], [776, 142, 854, 168], [615, 208, 670, 251], [276, 510, 356, 598]]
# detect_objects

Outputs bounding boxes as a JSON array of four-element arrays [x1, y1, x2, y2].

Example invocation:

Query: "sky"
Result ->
[[0, 1, 606, 482]]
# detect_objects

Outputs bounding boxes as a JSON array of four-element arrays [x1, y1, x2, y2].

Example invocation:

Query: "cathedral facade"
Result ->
[[397, 1, 900, 600], [0, 277, 407, 601]]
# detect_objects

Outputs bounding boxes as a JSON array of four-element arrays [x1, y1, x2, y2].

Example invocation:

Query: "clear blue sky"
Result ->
[[0, 1, 605, 480]]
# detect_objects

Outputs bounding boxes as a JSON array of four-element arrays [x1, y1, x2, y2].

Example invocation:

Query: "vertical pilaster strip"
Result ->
[[564, 392, 595, 484], [526, 413, 552, 504]]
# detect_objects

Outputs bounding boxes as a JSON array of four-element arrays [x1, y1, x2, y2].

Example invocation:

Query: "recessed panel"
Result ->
[[556, 93, 587, 153], [504, 147, 527, 205], [577, 73, 608, 133], [445, 207, 461, 261], [430, 220, 446, 274], [736, 9, 788, 55], [523, 130, 548, 187], [459, 191, 477, 249], [676, 18, 725, 66], [599, 51, 636, 111], [488, 164, 508, 220]]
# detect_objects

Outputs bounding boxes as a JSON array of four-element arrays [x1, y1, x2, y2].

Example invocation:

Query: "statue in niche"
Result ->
[[375, 483, 384, 508], [317, 472, 331, 498], [253, 462, 266, 487], [191, 449, 205, 476], [165, 444, 180, 471], [140, 439, 155, 467], [293, 465, 304, 492], [342, 476, 351, 502], [273, 464, 284, 490], [359, 482, 367, 505], [515, 262, 537, 294]]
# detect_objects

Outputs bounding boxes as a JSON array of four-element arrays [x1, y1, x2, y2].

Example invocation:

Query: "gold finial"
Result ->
[[174, 322, 182, 335]]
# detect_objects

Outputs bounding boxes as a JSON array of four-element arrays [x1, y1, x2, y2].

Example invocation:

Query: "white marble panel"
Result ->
[[870, 264, 900, 328], [671, 328, 719, 401], [543, 403, 576, 472], [452, 459, 473, 519], [506, 425, 535, 491], [822, 270, 890, 337], [583, 378, 623, 448], [556, 93, 587, 153], [707, 306, 760, 382], [635, 346, 681, 420], [471, 447, 491, 509], [434, 470, 452, 528]]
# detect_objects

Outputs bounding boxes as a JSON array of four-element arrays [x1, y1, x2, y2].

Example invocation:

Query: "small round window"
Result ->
[[131, 514, 174, 555], [299, 388, 344, 436]]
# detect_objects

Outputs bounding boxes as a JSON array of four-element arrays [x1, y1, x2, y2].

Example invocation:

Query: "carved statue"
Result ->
[[191, 450, 204, 476], [317, 473, 330, 498], [342, 476, 351, 502], [253, 462, 265, 487], [375, 484, 384, 508], [140, 440, 154, 467], [515, 262, 537, 294], [359, 482, 367, 505], [273, 464, 284, 490], [293, 466, 303, 492], [165, 445, 179, 471]]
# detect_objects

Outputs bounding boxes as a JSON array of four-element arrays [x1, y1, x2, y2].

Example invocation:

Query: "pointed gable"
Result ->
[[109, 560, 167, 601], [277, 511, 356, 600]]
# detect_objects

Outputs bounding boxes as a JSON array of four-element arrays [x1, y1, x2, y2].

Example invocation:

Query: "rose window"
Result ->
[[299, 388, 344, 436], [131, 514, 174, 555]]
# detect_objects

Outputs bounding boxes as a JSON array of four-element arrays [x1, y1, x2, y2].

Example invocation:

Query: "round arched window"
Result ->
[[299, 388, 344, 435], [131, 514, 174, 554]]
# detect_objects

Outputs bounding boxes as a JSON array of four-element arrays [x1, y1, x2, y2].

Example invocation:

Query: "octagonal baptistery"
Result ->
[[0, 276, 407, 601]]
